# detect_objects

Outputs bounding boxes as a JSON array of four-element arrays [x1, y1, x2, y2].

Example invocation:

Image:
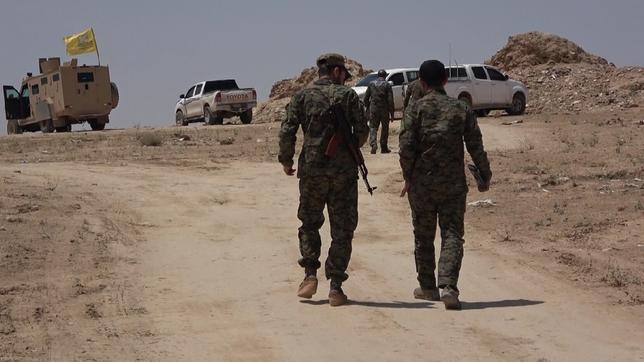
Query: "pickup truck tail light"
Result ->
[[215, 92, 222, 102], [252, 90, 257, 99]]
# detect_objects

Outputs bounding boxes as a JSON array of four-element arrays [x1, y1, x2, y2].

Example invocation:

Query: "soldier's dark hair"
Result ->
[[318, 64, 331, 76], [318, 64, 342, 77], [419, 60, 447, 87]]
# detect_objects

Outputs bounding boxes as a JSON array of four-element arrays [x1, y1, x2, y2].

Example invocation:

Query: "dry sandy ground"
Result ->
[[0, 111, 643, 361]]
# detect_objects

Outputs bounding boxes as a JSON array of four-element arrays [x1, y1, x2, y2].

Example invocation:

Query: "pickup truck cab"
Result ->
[[175, 79, 257, 126], [444, 64, 528, 116], [353, 65, 528, 116]]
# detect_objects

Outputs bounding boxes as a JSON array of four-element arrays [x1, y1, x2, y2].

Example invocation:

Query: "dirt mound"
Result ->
[[254, 58, 371, 124], [487, 32, 643, 114], [509, 64, 643, 114], [488, 31, 609, 71]]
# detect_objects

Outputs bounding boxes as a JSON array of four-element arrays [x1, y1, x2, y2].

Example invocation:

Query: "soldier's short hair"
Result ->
[[419, 60, 447, 87]]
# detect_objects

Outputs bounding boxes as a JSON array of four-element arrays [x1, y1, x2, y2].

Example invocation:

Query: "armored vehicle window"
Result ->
[[485, 67, 506, 81], [186, 86, 196, 98], [195, 84, 203, 95], [388, 73, 405, 86], [41, 77, 48, 85], [5, 88, 19, 99], [21, 86, 29, 97], [472, 67, 488, 80], [77, 72, 95, 83], [53, 74, 60, 82], [31, 84, 39, 95], [406, 71, 419, 82]]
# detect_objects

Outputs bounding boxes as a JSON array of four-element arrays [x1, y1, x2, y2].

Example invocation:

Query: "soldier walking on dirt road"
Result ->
[[278, 53, 369, 307], [364, 69, 395, 154], [403, 79, 425, 112], [398, 60, 492, 310]]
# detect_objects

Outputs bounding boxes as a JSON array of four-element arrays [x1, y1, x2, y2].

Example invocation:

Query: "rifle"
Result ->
[[324, 103, 376, 195]]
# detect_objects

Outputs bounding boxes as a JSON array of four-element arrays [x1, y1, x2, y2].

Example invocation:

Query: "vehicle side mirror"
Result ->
[[179, 94, 185, 99], [504, 75, 509, 80]]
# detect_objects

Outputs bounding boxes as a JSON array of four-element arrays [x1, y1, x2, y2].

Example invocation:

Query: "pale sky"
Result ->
[[1, 0, 643, 133]]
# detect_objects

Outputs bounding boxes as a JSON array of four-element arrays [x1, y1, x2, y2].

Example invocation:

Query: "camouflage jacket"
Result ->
[[364, 79, 394, 116], [399, 87, 491, 195], [279, 78, 368, 178], [403, 79, 425, 110]]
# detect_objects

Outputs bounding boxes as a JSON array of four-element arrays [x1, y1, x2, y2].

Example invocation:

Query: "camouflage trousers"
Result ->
[[407, 189, 466, 289], [297, 175, 358, 282], [369, 112, 390, 149]]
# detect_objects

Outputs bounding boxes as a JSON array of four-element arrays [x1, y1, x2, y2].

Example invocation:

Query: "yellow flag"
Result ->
[[64, 28, 98, 56]]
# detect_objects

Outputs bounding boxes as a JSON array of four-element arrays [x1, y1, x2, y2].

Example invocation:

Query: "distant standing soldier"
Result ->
[[399, 60, 492, 310], [364, 69, 394, 154], [279, 53, 369, 307], [403, 78, 425, 111]]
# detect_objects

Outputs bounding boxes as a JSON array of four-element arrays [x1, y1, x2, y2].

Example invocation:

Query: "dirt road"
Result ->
[[1, 118, 643, 361]]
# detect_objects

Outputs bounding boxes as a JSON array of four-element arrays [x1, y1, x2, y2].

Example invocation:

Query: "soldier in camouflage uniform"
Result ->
[[279, 53, 368, 307], [364, 69, 395, 154], [399, 60, 492, 310], [403, 79, 425, 111]]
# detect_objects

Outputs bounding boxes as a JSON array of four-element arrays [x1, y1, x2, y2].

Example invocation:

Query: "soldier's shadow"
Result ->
[[460, 299, 544, 310], [300, 300, 435, 309], [300, 299, 544, 310]]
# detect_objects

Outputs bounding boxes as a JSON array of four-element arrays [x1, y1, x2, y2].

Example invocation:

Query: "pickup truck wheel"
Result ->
[[240, 109, 253, 124], [475, 109, 490, 117], [508, 93, 526, 115], [176, 110, 188, 126], [7, 120, 22, 135], [40, 119, 54, 133], [458, 94, 472, 108], [55, 125, 72, 133], [204, 106, 216, 125]]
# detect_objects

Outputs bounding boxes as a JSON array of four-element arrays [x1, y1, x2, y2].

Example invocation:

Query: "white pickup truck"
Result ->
[[353, 64, 528, 116], [175, 79, 257, 126]]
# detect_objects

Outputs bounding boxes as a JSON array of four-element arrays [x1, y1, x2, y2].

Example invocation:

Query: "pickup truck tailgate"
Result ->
[[220, 89, 255, 104]]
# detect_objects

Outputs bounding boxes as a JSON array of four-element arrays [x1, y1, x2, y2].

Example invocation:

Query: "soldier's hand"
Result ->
[[283, 165, 296, 176], [400, 181, 411, 197]]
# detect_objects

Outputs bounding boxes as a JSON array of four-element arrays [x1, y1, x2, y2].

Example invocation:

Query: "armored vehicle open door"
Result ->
[[3, 85, 30, 120]]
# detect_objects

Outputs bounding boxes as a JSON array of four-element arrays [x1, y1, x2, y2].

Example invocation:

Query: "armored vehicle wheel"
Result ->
[[507, 93, 526, 115], [240, 109, 253, 124], [110, 82, 120, 109], [40, 119, 54, 133], [89, 120, 106, 131], [176, 110, 188, 126], [56, 125, 72, 133], [7, 120, 22, 135], [204, 106, 215, 125]]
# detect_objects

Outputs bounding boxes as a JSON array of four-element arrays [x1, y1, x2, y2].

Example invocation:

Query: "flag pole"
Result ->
[[91, 28, 101, 65]]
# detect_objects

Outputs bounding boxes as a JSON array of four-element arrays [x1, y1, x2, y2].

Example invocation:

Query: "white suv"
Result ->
[[353, 68, 417, 112]]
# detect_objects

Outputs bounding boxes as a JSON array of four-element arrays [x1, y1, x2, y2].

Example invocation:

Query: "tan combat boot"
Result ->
[[297, 276, 318, 299], [441, 286, 462, 310], [328, 280, 348, 307], [328, 289, 348, 307], [413, 287, 441, 301]]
